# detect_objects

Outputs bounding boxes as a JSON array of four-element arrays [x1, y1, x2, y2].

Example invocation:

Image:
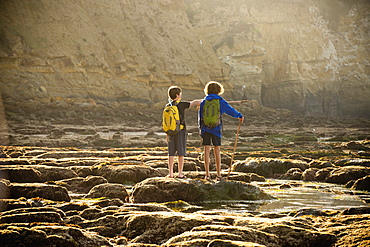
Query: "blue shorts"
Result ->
[[168, 130, 187, 156], [202, 131, 221, 146]]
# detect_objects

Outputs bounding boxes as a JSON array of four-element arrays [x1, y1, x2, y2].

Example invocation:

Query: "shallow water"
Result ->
[[194, 179, 368, 214]]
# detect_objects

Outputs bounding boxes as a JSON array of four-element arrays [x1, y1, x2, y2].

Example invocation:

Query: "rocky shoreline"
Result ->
[[1, 138, 369, 246]]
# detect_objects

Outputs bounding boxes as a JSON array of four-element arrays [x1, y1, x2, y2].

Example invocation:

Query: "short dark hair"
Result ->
[[204, 81, 224, 95], [168, 86, 182, 100]]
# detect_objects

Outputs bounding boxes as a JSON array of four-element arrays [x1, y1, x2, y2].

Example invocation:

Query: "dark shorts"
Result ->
[[202, 131, 221, 146], [168, 129, 187, 156]]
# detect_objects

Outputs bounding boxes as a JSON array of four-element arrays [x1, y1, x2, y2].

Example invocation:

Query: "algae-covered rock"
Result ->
[[92, 163, 161, 184], [84, 183, 128, 201], [325, 166, 370, 184], [10, 183, 71, 202], [232, 158, 309, 178], [130, 177, 273, 203]]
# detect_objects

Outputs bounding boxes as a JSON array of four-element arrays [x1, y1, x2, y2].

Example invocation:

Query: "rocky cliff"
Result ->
[[0, 0, 369, 128], [185, 0, 369, 117]]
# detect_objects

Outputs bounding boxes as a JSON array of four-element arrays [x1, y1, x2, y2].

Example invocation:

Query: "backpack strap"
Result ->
[[170, 99, 185, 130]]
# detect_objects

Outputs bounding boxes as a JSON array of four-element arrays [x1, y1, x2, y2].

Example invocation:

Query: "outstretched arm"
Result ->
[[189, 99, 202, 107]]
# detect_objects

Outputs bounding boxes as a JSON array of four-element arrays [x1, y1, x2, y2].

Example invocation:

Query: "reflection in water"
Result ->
[[188, 180, 367, 214]]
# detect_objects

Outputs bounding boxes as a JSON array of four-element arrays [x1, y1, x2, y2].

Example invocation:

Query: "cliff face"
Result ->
[[0, 0, 369, 123], [185, 0, 369, 118], [0, 0, 227, 113]]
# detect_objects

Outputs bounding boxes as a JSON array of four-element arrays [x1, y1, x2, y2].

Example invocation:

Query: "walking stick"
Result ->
[[227, 119, 242, 179]]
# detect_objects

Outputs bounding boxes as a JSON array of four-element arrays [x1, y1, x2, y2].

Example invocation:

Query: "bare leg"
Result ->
[[214, 146, 221, 179], [167, 156, 174, 178], [204, 145, 211, 179], [177, 156, 185, 177]]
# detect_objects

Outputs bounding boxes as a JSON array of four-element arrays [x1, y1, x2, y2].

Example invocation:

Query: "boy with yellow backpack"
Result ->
[[162, 86, 201, 178]]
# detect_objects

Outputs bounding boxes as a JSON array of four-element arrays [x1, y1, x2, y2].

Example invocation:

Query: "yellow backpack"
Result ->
[[162, 102, 180, 135]]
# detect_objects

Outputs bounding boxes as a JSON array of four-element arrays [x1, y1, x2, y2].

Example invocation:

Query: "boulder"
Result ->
[[33, 225, 112, 247], [32, 165, 78, 182], [0, 211, 63, 224], [80, 215, 124, 237], [1, 206, 65, 218], [325, 166, 370, 184], [55, 175, 108, 193], [308, 160, 334, 169], [0, 179, 10, 199], [56, 202, 90, 212], [84, 183, 129, 201], [0, 168, 41, 183], [334, 158, 370, 167], [121, 212, 213, 244], [185, 225, 282, 247], [314, 167, 335, 182], [280, 168, 303, 180], [351, 175, 370, 192], [130, 177, 274, 203], [259, 224, 336, 247], [165, 230, 244, 245], [0, 198, 32, 212], [92, 163, 161, 184], [302, 168, 319, 181], [232, 158, 309, 178], [10, 183, 71, 202], [0, 227, 50, 247]]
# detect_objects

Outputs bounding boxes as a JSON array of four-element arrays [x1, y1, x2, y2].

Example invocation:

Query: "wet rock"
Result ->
[[325, 166, 370, 184], [121, 212, 213, 244], [0, 226, 50, 247], [338, 141, 370, 151], [70, 166, 94, 177], [351, 175, 370, 192], [302, 168, 319, 181], [0, 179, 10, 199], [10, 183, 71, 202], [227, 174, 252, 183], [339, 206, 370, 215], [308, 160, 333, 169], [84, 183, 129, 201], [56, 202, 90, 212], [55, 175, 108, 193], [0, 211, 63, 223], [249, 173, 266, 182], [187, 225, 281, 247], [130, 177, 273, 203], [80, 215, 124, 237], [314, 167, 335, 182], [120, 203, 172, 213], [32, 225, 112, 247], [232, 158, 309, 178], [0, 168, 41, 183], [0, 198, 32, 212], [29, 165, 78, 182], [207, 240, 266, 247], [260, 224, 336, 247], [80, 207, 104, 220], [1, 206, 65, 218], [280, 168, 303, 180], [321, 214, 370, 247], [289, 208, 338, 217], [92, 163, 161, 183], [92, 198, 125, 208], [334, 158, 370, 167], [64, 214, 85, 225], [164, 230, 244, 245], [279, 184, 291, 189]]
